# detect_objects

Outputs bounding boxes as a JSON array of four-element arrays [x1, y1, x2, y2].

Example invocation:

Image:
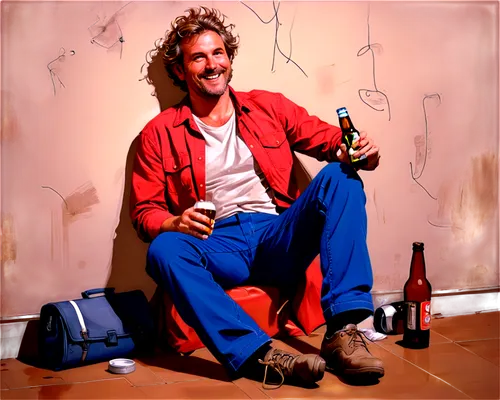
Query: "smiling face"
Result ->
[[175, 30, 233, 98]]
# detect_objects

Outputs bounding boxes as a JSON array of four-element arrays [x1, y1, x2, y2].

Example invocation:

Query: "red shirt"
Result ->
[[130, 87, 342, 242]]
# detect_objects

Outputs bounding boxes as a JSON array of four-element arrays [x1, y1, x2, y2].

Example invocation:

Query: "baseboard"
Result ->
[[373, 287, 500, 317], [1, 288, 499, 360]]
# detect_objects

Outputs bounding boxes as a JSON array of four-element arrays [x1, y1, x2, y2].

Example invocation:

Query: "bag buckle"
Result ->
[[106, 330, 118, 346], [80, 327, 89, 363]]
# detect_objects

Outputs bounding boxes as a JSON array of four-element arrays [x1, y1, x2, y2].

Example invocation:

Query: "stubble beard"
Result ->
[[199, 68, 233, 97]]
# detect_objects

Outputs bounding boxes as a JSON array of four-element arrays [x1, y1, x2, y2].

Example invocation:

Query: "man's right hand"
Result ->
[[161, 207, 214, 240]]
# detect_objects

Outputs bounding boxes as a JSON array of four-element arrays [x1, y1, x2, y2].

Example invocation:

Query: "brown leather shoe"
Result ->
[[258, 348, 326, 389], [320, 324, 384, 379]]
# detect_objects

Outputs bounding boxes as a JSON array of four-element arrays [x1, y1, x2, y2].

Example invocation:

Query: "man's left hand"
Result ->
[[336, 131, 380, 171]]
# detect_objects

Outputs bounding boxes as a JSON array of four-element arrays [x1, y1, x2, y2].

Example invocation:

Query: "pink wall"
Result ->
[[1, 0, 498, 317]]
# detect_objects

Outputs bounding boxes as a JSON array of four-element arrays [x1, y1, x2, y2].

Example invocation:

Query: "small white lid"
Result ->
[[108, 358, 136, 374]]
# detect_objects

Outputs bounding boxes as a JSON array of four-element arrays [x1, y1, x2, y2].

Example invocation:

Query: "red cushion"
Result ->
[[292, 257, 326, 335], [153, 285, 283, 353], [152, 258, 325, 353]]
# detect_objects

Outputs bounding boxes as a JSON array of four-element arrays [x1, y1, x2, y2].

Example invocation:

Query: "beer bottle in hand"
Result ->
[[403, 242, 432, 349], [336, 107, 367, 167]]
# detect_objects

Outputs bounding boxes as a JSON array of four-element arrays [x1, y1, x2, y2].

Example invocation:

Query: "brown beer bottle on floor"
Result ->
[[336, 107, 367, 167], [403, 242, 432, 348]]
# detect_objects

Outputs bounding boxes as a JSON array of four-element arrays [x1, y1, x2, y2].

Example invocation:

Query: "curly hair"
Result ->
[[153, 6, 239, 92]]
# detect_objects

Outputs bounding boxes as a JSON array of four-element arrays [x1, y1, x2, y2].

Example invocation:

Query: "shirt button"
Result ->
[[173, 165, 178, 170], [198, 156, 203, 161], [276, 140, 280, 145], [199, 183, 204, 188], [249, 144, 254, 149]]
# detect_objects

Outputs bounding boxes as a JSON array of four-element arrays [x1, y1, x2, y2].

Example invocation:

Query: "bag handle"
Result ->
[[81, 288, 115, 299]]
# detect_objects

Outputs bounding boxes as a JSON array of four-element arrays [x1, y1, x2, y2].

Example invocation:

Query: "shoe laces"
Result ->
[[344, 325, 373, 353], [258, 349, 296, 390]]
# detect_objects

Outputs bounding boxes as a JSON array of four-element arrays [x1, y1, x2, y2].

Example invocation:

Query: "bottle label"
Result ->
[[421, 300, 431, 330], [407, 302, 417, 330], [406, 301, 431, 330], [344, 132, 368, 163]]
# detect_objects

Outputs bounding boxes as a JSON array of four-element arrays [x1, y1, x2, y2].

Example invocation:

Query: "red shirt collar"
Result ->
[[172, 86, 252, 127]]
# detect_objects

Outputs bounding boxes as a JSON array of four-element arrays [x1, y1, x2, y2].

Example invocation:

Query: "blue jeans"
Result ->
[[146, 162, 374, 374]]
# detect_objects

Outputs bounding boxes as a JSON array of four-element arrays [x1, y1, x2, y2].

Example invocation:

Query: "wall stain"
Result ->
[[1, 213, 17, 264], [78, 260, 87, 269], [413, 134, 425, 176], [466, 264, 489, 287], [44, 182, 99, 267], [394, 253, 401, 268], [63, 181, 100, 226], [316, 66, 335, 96], [373, 189, 379, 223], [439, 246, 450, 261], [51, 210, 55, 261], [436, 183, 451, 220], [114, 167, 125, 184], [1, 91, 20, 144], [61, 182, 99, 268], [451, 152, 498, 240], [50, 209, 63, 263]]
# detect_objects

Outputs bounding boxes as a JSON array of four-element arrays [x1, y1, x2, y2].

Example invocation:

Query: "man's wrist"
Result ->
[[160, 216, 179, 233]]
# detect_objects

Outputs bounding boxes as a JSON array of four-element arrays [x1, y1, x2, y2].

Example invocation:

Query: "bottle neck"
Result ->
[[409, 250, 427, 279], [339, 115, 355, 131]]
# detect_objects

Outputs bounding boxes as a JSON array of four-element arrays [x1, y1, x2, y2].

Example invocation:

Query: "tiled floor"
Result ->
[[1, 312, 499, 399]]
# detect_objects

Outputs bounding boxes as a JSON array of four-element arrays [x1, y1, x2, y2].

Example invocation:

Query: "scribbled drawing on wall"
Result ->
[[409, 93, 441, 201], [42, 182, 100, 267], [357, 4, 391, 121], [410, 92, 484, 236], [88, 2, 132, 59], [241, 0, 307, 77], [47, 48, 76, 96]]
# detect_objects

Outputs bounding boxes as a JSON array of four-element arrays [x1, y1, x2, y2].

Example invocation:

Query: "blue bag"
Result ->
[[39, 288, 155, 371]]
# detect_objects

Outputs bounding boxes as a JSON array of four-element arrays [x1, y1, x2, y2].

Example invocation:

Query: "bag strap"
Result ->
[[69, 300, 89, 362], [81, 288, 115, 299]]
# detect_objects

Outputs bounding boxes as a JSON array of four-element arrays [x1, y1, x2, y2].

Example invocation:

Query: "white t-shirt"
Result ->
[[193, 112, 278, 221]]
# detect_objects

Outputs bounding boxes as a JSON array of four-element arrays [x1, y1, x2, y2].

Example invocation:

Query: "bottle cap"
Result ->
[[108, 358, 136, 374], [412, 242, 424, 250], [336, 107, 348, 117]]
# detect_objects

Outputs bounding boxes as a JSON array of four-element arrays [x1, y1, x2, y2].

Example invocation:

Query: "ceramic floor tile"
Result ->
[[0, 357, 164, 389], [0, 388, 38, 400], [376, 330, 452, 352], [280, 332, 324, 355], [139, 348, 230, 384], [58, 361, 111, 383], [0, 367, 9, 389], [59, 359, 164, 386], [137, 379, 250, 399], [382, 341, 499, 399], [0, 358, 65, 389], [123, 359, 168, 386], [232, 377, 271, 399], [240, 339, 468, 399], [3, 312, 499, 399], [456, 338, 500, 366], [285, 325, 454, 355], [0, 378, 145, 399], [431, 311, 499, 341]]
